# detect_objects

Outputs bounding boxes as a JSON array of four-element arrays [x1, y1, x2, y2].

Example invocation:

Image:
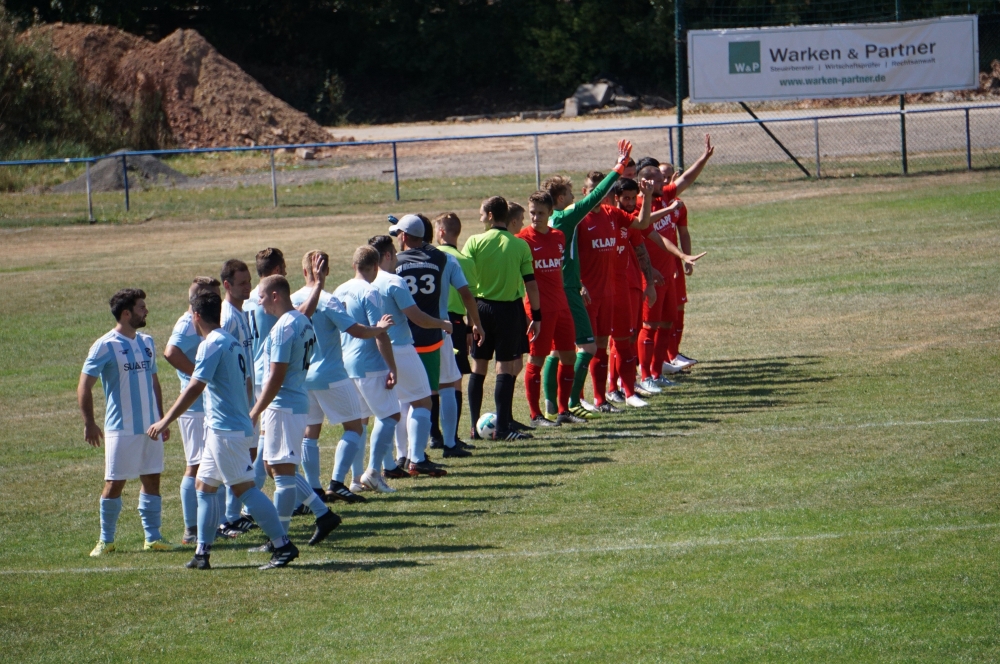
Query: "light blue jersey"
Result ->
[[167, 311, 204, 413], [439, 254, 469, 318], [263, 309, 316, 414], [244, 285, 277, 387], [221, 299, 254, 386], [333, 278, 388, 379], [82, 330, 160, 435], [372, 270, 416, 346], [191, 328, 254, 436], [293, 288, 357, 390]]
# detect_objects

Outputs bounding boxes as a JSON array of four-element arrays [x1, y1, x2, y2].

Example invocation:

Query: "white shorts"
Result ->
[[105, 431, 164, 481], [439, 334, 462, 385], [307, 378, 367, 426], [354, 371, 401, 420], [178, 412, 206, 466], [197, 428, 256, 488], [394, 344, 432, 403], [261, 407, 308, 465]]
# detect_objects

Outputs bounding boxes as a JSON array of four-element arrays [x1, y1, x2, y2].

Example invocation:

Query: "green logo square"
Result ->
[[729, 41, 761, 74]]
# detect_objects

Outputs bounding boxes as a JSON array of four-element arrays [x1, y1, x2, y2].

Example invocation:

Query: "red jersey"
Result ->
[[516, 225, 569, 312], [623, 225, 645, 290], [578, 204, 635, 295], [675, 199, 688, 227], [638, 193, 680, 274]]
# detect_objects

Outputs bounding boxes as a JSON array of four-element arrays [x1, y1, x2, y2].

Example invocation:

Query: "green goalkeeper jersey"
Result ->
[[547, 169, 621, 290]]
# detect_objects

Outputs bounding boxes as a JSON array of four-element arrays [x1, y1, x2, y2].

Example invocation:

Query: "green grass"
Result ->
[[0, 173, 998, 662]]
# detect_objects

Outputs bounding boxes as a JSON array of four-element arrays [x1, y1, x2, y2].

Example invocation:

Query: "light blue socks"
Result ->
[[333, 430, 363, 483], [137, 493, 162, 542], [253, 436, 266, 489], [272, 474, 298, 534], [295, 473, 328, 517], [239, 487, 288, 548], [407, 407, 432, 463], [225, 487, 242, 524], [440, 387, 458, 448], [352, 424, 368, 481], [369, 416, 396, 472], [196, 490, 217, 552], [180, 476, 198, 529], [302, 437, 321, 489], [99, 496, 122, 543]]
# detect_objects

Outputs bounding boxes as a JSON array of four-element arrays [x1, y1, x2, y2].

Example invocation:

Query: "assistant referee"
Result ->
[[462, 196, 541, 441]]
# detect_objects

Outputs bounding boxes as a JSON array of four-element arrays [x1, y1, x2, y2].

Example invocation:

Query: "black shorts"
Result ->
[[449, 312, 472, 375], [471, 298, 526, 363]]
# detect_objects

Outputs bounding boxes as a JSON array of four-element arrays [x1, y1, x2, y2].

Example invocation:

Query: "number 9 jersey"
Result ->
[[192, 328, 255, 437], [262, 309, 316, 414]]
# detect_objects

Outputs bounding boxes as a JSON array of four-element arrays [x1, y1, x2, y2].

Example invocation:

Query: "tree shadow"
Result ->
[[405, 482, 557, 492], [456, 468, 578, 478], [333, 543, 499, 556]]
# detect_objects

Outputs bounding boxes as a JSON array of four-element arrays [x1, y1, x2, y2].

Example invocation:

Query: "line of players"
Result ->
[[78, 134, 713, 569]]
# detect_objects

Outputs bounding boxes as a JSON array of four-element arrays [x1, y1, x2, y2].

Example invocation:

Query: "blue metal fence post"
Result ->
[[669, 127, 675, 166], [534, 135, 541, 189], [392, 142, 400, 201], [121, 155, 130, 212], [86, 161, 95, 222], [965, 108, 972, 170], [270, 149, 278, 207]]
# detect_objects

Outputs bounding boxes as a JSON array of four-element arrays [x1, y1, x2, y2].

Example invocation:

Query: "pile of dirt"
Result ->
[[24, 23, 346, 149], [52, 151, 188, 193]]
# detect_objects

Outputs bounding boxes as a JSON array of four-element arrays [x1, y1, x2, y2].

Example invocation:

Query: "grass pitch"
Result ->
[[0, 172, 998, 662]]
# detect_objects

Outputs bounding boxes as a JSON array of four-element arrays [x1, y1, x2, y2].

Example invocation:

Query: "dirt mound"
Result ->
[[52, 151, 188, 193], [25, 23, 344, 149]]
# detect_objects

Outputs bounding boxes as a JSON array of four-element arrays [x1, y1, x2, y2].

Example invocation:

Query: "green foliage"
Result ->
[[0, 5, 170, 168]]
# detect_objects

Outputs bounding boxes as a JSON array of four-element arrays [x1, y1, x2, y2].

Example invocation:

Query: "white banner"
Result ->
[[687, 16, 979, 103]]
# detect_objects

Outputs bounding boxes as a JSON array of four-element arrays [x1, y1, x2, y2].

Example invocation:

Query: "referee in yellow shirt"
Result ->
[[462, 196, 541, 441]]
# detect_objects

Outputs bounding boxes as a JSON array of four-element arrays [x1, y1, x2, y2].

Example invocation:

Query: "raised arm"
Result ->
[[296, 254, 328, 318], [674, 134, 714, 195], [555, 140, 633, 228]]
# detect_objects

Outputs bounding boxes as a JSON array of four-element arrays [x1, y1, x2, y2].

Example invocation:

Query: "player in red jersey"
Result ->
[[516, 191, 579, 427], [576, 171, 652, 412], [634, 135, 714, 391]]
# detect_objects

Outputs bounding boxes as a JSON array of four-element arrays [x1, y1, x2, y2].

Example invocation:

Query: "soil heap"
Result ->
[[52, 151, 188, 193], [25, 23, 340, 149]]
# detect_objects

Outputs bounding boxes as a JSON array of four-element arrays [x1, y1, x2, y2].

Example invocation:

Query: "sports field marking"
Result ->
[[4, 521, 996, 576]]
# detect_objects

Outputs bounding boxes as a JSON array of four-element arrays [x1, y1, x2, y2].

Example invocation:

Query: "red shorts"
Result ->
[[611, 288, 634, 338], [675, 269, 687, 305], [631, 287, 643, 336], [641, 276, 678, 325], [586, 296, 613, 339], [528, 306, 575, 356]]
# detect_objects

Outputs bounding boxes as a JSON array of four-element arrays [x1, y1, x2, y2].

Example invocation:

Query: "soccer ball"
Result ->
[[476, 412, 497, 439]]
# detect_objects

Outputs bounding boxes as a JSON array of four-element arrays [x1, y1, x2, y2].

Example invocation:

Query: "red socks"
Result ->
[[668, 308, 685, 360], [637, 326, 654, 380], [608, 341, 620, 393], [524, 362, 542, 420], [589, 348, 609, 405], [557, 363, 575, 414], [651, 326, 672, 379], [615, 339, 638, 397]]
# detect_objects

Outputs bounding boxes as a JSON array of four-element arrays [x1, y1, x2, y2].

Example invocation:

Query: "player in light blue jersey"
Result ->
[[370, 232, 452, 479], [333, 246, 403, 494], [79, 288, 178, 557], [164, 276, 221, 545], [249, 275, 341, 546], [149, 292, 300, 570], [294, 250, 395, 503]]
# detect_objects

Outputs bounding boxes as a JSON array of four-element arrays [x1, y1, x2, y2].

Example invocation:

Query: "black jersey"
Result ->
[[395, 243, 448, 349]]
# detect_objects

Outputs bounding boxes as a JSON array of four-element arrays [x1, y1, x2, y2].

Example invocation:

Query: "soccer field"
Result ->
[[1, 171, 998, 662]]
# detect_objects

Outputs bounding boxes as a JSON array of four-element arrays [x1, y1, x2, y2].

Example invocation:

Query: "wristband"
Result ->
[[531, 308, 542, 322]]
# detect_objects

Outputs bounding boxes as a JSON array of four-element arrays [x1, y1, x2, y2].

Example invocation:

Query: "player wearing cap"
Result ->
[[463, 196, 541, 441], [290, 250, 394, 504], [334, 246, 404, 494], [163, 276, 221, 545], [576, 173, 653, 412], [247, 276, 341, 548], [433, 213, 481, 451], [367, 227, 453, 477], [539, 139, 633, 420], [80, 288, 178, 556], [148, 292, 304, 570]]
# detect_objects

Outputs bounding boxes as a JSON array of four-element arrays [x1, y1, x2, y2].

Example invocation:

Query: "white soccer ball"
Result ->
[[476, 412, 497, 439]]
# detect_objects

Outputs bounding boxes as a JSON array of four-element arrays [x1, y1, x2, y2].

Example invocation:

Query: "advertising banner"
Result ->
[[687, 16, 979, 102]]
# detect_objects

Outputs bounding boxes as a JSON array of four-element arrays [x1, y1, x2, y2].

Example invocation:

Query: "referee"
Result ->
[[463, 196, 541, 441]]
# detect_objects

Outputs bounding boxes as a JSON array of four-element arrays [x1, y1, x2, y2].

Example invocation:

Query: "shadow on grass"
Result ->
[[456, 468, 579, 478], [472, 446, 617, 458], [357, 509, 491, 518], [332, 543, 498, 556], [406, 482, 557, 492]]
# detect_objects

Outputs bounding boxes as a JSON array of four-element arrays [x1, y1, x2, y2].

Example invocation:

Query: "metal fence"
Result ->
[[1, 102, 998, 223]]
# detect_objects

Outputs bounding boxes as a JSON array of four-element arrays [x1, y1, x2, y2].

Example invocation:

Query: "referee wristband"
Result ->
[[531, 308, 542, 322]]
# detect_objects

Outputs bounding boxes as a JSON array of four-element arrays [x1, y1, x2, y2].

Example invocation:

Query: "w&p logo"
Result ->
[[729, 41, 761, 74]]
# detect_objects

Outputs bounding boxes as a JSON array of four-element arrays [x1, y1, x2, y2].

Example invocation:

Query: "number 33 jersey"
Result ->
[[395, 244, 450, 351], [192, 328, 255, 436], [263, 309, 316, 414]]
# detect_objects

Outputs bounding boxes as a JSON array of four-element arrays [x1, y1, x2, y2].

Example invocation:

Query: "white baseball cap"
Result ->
[[387, 214, 424, 237]]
